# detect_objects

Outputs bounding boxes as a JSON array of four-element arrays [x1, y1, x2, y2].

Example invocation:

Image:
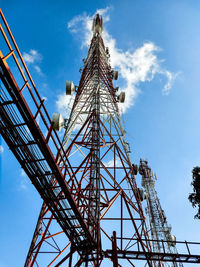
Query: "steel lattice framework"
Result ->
[[139, 159, 184, 267], [1, 10, 200, 267]]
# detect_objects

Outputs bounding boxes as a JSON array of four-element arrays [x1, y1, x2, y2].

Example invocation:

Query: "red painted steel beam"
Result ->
[[112, 231, 119, 267]]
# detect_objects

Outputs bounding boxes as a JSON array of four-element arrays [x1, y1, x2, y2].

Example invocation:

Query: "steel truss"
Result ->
[[1, 10, 200, 267], [139, 160, 185, 267]]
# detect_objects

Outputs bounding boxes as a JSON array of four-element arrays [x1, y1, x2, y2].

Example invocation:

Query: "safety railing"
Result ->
[[105, 234, 200, 264]]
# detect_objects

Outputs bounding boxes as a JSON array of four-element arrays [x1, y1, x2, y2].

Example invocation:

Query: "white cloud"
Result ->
[[56, 93, 75, 117], [68, 13, 87, 33], [161, 70, 179, 95], [34, 65, 44, 76], [104, 157, 122, 168], [67, 8, 178, 112], [36, 114, 41, 126], [20, 169, 27, 177], [56, 93, 87, 132], [0, 145, 4, 154], [42, 96, 48, 101], [23, 49, 42, 64], [23, 49, 44, 76], [19, 169, 28, 190]]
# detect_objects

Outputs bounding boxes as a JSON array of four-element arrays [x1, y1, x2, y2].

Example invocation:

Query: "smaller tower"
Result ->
[[139, 159, 183, 267]]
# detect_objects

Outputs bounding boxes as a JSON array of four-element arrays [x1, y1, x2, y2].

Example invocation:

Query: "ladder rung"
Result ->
[[58, 208, 73, 212], [0, 122, 27, 130], [23, 158, 46, 164], [12, 141, 37, 148], [0, 100, 16, 106], [37, 172, 54, 178]]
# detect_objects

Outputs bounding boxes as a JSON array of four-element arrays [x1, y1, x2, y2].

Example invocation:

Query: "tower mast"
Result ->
[[139, 159, 183, 267], [24, 13, 152, 265]]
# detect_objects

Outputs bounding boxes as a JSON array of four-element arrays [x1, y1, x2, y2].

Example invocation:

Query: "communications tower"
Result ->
[[139, 159, 183, 267], [24, 13, 152, 266], [1, 9, 200, 266]]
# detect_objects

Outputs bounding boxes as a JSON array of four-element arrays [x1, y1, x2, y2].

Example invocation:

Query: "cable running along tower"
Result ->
[[1, 10, 200, 266]]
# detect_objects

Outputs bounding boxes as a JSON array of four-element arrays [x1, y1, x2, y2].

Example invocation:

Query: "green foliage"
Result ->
[[189, 167, 200, 219]]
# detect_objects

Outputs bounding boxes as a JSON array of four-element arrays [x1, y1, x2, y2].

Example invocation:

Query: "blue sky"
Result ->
[[1, 0, 200, 266]]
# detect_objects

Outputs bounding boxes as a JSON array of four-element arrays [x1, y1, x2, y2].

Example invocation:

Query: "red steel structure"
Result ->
[[0, 10, 200, 266], [139, 160, 184, 267]]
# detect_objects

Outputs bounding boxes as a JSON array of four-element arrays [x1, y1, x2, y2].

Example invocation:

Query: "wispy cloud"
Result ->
[[34, 65, 44, 76], [104, 157, 122, 168], [67, 7, 178, 113], [19, 169, 28, 191], [0, 145, 4, 154], [20, 169, 26, 177], [162, 70, 179, 95], [23, 49, 42, 64], [56, 93, 75, 117], [23, 49, 44, 76]]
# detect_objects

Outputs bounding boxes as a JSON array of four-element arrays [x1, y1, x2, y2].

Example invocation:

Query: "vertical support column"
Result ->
[[112, 231, 118, 267], [88, 37, 101, 263], [68, 245, 73, 267]]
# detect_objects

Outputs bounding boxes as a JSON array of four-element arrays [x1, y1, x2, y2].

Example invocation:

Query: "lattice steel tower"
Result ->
[[139, 159, 183, 267], [24, 14, 153, 266]]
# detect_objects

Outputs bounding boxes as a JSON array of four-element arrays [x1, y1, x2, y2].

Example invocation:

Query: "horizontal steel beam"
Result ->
[[105, 250, 200, 263]]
